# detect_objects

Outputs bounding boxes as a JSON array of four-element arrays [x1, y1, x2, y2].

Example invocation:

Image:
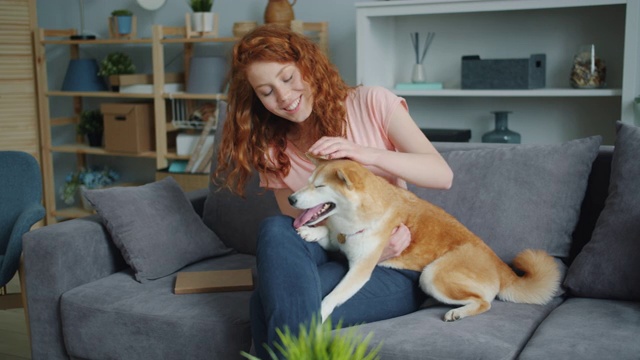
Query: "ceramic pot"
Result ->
[[264, 0, 297, 27], [192, 12, 214, 32], [115, 15, 132, 35], [482, 111, 521, 144], [86, 132, 103, 147]]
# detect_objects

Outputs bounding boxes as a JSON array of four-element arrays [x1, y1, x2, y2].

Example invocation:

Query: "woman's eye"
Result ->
[[284, 74, 293, 82], [315, 185, 325, 188]]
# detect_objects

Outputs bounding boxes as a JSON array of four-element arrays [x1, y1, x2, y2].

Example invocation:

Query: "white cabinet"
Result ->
[[355, 0, 640, 144]]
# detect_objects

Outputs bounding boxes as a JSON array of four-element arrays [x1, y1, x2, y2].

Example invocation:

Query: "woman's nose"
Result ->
[[275, 87, 290, 103]]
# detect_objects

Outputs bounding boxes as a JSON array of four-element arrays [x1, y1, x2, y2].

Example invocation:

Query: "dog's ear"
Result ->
[[305, 152, 329, 166], [336, 169, 354, 190]]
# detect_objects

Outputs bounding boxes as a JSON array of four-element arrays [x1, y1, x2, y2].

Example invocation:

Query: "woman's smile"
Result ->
[[284, 96, 301, 112]]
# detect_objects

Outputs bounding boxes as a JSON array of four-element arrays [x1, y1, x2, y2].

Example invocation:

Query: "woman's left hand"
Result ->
[[308, 137, 378, 166]]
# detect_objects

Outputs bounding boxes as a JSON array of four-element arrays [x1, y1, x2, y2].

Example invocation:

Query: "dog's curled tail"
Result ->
[[498, 249, 561, 305]]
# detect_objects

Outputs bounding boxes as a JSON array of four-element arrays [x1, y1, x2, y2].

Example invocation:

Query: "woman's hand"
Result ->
[[379, 223, 411, 263], [308, 137, 379, 166]]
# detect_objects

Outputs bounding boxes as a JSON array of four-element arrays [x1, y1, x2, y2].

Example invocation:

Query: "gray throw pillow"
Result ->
[[564, 122, 640, 300], [411, 136, 602, 262], [84, 177, 232, 283]]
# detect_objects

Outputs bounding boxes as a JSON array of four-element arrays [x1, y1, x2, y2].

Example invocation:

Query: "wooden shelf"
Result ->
[[161, 36, 238, 44], [36, 26, 235, 224], [163, 92, 228, 100], [50, 144, 157, 158], [165, 152, 191, 160], [47, 91, 155, 99], [42, 38, 152, 45]]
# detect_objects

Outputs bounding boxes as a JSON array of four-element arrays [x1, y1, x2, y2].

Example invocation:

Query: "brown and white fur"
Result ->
[[288, 157, 560, 323]]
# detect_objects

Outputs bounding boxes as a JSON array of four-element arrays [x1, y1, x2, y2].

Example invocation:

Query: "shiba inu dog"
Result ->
[[289, 157, 560, 323]]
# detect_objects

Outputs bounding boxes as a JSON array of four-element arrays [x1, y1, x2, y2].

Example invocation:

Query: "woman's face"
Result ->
[[246, 61, 313, 124]]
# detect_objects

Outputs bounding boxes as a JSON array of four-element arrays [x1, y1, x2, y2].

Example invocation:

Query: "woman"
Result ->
[[215, 24, 453, 358]]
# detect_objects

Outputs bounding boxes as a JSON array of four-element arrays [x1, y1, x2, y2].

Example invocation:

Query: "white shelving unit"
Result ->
[[356, 0, 640, 144]]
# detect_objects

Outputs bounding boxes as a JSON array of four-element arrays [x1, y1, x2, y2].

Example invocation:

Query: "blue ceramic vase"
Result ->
[[482, 111, 521, 144]]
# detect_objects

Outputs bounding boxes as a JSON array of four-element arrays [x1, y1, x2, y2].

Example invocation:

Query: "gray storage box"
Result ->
[[461, 54, 546, 89]]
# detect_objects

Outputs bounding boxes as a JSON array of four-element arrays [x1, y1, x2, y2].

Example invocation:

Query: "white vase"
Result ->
[[192, 12, 214, 32], [411, 63, 426, 83]]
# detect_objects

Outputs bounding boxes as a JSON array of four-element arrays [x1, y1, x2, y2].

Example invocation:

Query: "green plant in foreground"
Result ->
[[188, 0, 213, 12], [241, 316, 381, 360]]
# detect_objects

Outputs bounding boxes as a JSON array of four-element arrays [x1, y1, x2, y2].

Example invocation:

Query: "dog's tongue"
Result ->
[[293, 204, 325, 229]]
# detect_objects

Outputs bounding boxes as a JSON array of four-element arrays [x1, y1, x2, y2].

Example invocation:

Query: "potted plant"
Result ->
[[188, 0, 214, 32], [97, 52, 136, 90], [241, 316, 381, 360], [111, 9, 134, 35], [60, 166, 120, 208], [77, 109, 104, 147]]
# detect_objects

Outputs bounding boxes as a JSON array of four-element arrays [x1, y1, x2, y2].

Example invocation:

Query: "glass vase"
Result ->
[[482, 111, 521, 144], [570, 44, 606, 89]]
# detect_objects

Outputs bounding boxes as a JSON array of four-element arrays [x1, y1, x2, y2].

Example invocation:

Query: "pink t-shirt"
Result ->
[[259, 86, 408, 191]]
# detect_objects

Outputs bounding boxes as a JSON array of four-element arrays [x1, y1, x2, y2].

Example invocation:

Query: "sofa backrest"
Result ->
[[204, 139, 612, 263]]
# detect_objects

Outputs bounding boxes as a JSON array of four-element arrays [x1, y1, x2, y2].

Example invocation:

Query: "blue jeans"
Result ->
[[250, 215, 426, 358]]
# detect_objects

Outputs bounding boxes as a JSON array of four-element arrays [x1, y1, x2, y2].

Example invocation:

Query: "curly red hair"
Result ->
[[215, 24, 354, 196]]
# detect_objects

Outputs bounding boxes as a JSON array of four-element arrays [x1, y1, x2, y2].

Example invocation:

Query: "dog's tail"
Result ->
[[497, 249, 560, 305]]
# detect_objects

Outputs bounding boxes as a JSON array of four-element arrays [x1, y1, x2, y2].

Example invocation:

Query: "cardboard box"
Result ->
[[155, 170, 211, 192], [101, 103, 154, 153]]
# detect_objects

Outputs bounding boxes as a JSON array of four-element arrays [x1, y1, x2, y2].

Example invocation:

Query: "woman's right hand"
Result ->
[[379, 223, 411, 263]]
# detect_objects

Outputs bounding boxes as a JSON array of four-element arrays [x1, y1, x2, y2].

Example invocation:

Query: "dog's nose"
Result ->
[[288, 195, 297, 206]]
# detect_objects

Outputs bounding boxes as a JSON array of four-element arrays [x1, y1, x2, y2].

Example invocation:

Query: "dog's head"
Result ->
[[289, 155, 371, 229]]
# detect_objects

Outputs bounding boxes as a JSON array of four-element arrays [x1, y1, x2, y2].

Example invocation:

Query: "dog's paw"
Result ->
[[320, 301, 335, 323], [443, 309, 462, 322], [296, 226, 327, 243]]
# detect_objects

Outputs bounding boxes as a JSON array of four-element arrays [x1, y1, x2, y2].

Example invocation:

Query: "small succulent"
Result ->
[[111, 9, 133, 17]]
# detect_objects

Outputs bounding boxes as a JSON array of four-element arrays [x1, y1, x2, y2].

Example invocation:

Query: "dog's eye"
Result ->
[[315, 185, 325, 188]]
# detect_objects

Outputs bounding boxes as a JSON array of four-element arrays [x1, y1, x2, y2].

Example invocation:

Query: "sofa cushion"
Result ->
[[60, 253, 256, 359], [412, 136, 602, 262], [519, 297, 640, 360], [352, 297, 563, 359], [84, 177, 232, 283], [564, 122, 640, 300]]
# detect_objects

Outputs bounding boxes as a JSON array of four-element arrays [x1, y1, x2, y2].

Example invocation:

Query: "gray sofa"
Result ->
[[23, 124, 640, 359]]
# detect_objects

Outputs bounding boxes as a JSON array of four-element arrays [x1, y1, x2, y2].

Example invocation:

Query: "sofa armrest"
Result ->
[[23, 215, 126, 360]]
